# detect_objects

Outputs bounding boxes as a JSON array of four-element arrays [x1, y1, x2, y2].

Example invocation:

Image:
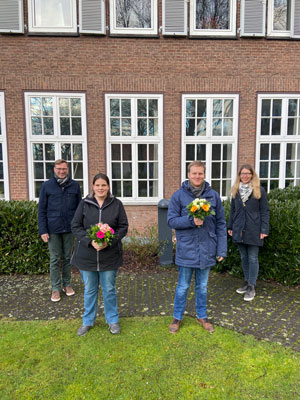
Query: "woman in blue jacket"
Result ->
[[167, 161, 227, 334], [228, 164, 269, 302]]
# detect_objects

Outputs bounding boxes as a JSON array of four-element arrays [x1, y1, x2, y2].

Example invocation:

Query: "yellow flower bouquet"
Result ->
[[186, 198, 215, 221]]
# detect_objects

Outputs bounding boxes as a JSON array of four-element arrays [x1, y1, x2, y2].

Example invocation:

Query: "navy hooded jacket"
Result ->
[[38, 177, 82, 235], [167, 180, 227, 269]]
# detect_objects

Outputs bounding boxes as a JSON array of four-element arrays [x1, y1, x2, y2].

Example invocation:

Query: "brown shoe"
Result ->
[[62, 286, 75, 296], [51, 290, 61, 302], [169, 318, 181, 334], [197, 318, 214, 333]]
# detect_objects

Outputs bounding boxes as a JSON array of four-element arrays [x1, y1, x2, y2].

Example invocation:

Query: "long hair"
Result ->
[[92, 173, 111, 198], [231, 164, 261, 199]]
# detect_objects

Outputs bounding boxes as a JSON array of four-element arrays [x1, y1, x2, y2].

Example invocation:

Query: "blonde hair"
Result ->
[[231, 164, 261, 199], [188, 160, 206, 172]]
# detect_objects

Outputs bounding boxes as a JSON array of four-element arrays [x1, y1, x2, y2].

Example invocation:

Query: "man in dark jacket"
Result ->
[[38, 159, 82, 302], [167, 161, 227, 334]]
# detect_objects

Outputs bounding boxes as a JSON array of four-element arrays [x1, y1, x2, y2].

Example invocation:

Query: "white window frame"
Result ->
[[105, 94, 163, 205], [28, 0, 77, 33], [25, 92, 88, 200], [267, 0, 291, 37], [0, 93, 10, 200], [189, 0, 237, 37], [109, 0, 158, 35], [182, 94, 239, 199], [256, 93, 300, 191]]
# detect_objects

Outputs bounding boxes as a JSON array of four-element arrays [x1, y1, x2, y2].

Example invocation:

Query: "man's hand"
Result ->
[[41, 233, 49, 243], [227, 230, 232, 236], [260, 233, 268, 239], [217, 256, 224, 262], [92, 240, 108, 252], [194, 218, 204, 226]]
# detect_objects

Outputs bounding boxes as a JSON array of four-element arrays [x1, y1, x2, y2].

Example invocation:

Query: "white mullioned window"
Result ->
[[25, 92, 88, 200], [182, 94, 239, 198], [105, 94, 163, 204], [28, 0, 77, 33], [256, 94, 300, 192], [109, 0, 158, 35], [267, 0, 291, 37], [190, 0, 237, 37], [0, 93, 9, 200]]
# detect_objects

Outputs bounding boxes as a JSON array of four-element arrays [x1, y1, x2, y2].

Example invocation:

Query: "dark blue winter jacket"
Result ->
[[167, 180, 227, 269], [38, 177, 82, 235]]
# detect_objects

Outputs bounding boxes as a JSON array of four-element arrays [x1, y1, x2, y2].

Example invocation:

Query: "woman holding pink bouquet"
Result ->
[[71, 173, 128, 336]]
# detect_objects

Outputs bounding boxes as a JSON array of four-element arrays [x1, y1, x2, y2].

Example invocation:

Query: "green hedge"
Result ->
[[0, 201, 49, 274], [213, 186, 300, 286], [1, 187, 300, 285]]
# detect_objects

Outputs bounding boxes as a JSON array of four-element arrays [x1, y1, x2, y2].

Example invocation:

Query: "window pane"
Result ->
[[123, 163, 132, 179], [138, 144, 147, 160], [224, 100, 233, 117], [149, 119, 158, 136], [223, 144, 232, 160], [149, 99, 158, 117], [71, 98, 81, 116], [44, 117, 54, 135], [138, 163, 147, 179], [73, 163, 83, 179], [222, 162, 232, 178], [186, 144, 194, 160], [213, 100, 222, 117], [149, 144, 158, 160], [211, 180, 220, 193], [46, 163, 54, 178], [196, 0, 230, 30], [123, 144, 132, 160], [34, 0, 73, 28], [72, 118, 82, 136], [73, 144, 83, 160], [260, 144, 269, 160], [212, 144, 221, 160], [116, 0, 152, 29], [42, 97, 53, 116], [186, 100, 195, 117], [196, 144, 206, 160], [138, 119, 147, 136], [61, 143, 71, 160], [149, 162, 158, 179], [197, 100, 206, 118], [122, 99, 131, 117], [186, 119, 195, 136], [212, 119, 222, 136], [222, 180, 231, 197], [273, 0, 290, 31], [260, 162, 269, 178], [288, 99, 297, 116], [286, 143, 296, 160], [196, 119, 206, 136], [149, 180, 158, 197], [45, 143, 55, 160], [288, 118, 297, 135], [261, 118, 270, 135], [270, 180, 279, 190], [138, 181, 148, 197], [262, 99, 271, 116], [35, 181, 43, 198], [0, 163, 3, 180], [32, 117, 42, 135], [60, 118, 70, 135], [112, 163, 121, 179], [271, 119, 281, 135], [223, 119, 233, 136], [123, 181, 132, 197], [271, 144, 280, 160], [112, 181, 121, 197], [59, 98, 69, 116], [138, 99, 147, 117], [110, 99, 120, 117], [111, 119, 120, 136], [111, 144, 121, 160], [31, 97, 41, 116], [271, 162, 280, 178], [212, 162, 220, 178], [0, 144, 2, 159], [122, 118, 131, 136], [286, 161, 294, 178], [33, 143, 43, 160], [273, 99, 282, 116]]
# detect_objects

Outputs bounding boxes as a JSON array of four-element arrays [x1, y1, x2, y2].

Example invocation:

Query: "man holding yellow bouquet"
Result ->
[[167, 161, 227, 334]]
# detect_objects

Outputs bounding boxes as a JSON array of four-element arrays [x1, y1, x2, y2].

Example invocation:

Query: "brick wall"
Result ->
[[1, 0, 300, 230]]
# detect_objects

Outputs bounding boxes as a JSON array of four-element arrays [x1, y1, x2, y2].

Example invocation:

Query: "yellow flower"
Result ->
[[191, 205, 198, 213], [202, 204, 209, 212]]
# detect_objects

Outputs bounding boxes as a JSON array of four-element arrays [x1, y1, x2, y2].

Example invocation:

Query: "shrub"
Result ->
[[213, 187, 300, 286], [0, 201, 49, 274]]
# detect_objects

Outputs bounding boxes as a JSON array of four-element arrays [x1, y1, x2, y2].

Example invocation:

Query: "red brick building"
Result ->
[[1, 0, 300, 230]]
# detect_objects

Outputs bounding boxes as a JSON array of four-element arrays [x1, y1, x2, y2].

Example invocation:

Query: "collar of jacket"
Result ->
[[181, 179, 210, 196], [84, 194, 115, 209]]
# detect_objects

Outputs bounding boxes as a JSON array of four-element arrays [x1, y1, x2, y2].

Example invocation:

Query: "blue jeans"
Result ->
[[173, 266, 210, 321], [237, 244, 259, 286], [80, 269, 119, 326], [48, 233, 73, 291]]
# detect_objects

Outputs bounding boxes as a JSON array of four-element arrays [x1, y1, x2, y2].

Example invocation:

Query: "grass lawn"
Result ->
[[0, 316, 300, 400]]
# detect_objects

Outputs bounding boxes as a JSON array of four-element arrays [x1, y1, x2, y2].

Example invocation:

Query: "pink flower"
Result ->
[[96, 231, 105, 239], [110, 228, 115, 234]]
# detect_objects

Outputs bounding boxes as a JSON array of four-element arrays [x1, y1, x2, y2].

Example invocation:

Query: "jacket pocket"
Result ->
[[207, 232, 217, 258]]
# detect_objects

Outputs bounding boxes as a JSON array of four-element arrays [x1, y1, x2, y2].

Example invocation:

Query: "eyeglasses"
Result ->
[[55, 168, 68, 171], [240, 173, 252, 176]]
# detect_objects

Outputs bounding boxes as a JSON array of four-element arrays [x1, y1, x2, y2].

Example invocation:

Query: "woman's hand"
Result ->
[[92, 240, 108, 251], [217, 256, 224, 262], [227, 230, 232, 236], [260, 233, 268, 239], [194, 218, 203, 226]]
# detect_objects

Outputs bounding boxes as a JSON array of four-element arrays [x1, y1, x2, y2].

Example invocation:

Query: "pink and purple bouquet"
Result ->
[[87, 222, 115, 246]]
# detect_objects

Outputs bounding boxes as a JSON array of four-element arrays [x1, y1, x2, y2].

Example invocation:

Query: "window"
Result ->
[[182, 94, 239, 197], [28, 0, 77, 33], [268, 0, 292, 37], [257, 94, 300, 191], [0, 93, 9, 200], [25, 92, 88, 199], [190, 0, 237, 37], [106, 94, 163, 204], [109, 0, 158, 35], [0, 0, 24, 33]]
